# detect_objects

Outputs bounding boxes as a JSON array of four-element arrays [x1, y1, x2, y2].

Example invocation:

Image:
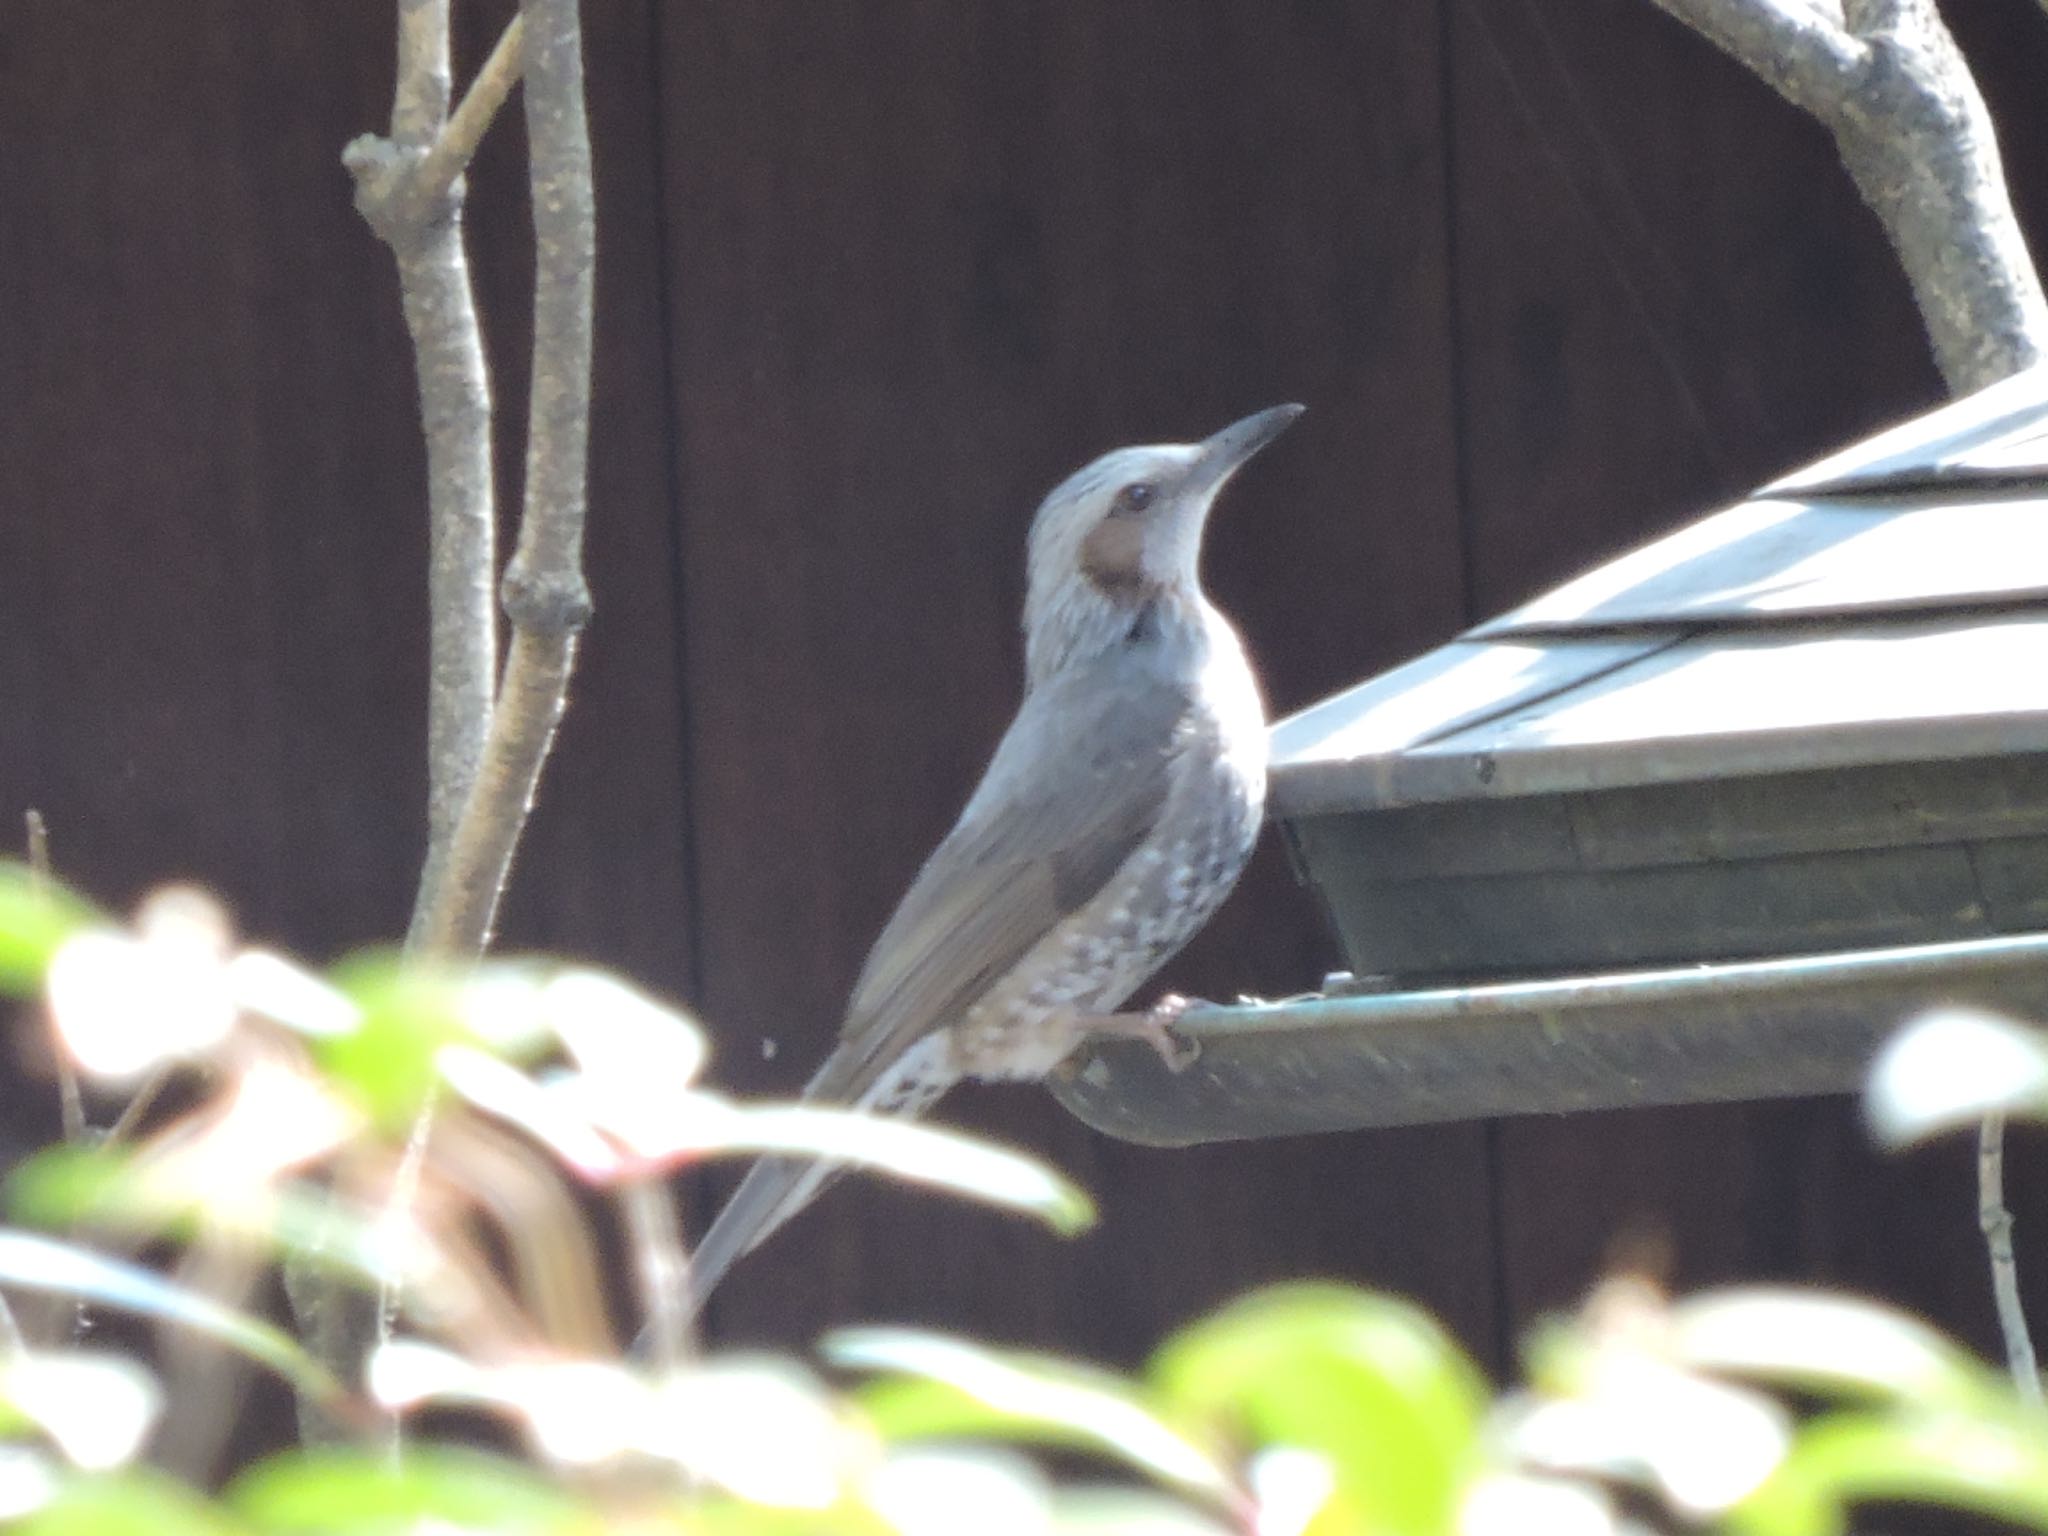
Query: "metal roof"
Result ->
[[1270, 365, 2048, 816]]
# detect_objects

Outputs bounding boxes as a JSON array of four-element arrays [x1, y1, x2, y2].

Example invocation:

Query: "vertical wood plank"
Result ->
[[0, 5, 424, 965]]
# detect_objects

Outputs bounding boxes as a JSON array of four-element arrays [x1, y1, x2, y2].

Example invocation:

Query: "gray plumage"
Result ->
[[687, 404, 1303, 1310]]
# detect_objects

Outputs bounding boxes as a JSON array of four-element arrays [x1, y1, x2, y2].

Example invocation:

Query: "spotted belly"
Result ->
[[950, 750, 1264, 1081]]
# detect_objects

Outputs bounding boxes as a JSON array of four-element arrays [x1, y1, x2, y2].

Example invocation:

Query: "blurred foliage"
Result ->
[[0, 862, 2044, 1534]]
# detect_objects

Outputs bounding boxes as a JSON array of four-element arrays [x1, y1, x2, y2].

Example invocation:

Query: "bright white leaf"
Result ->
[[370, 1342, 644, 1467], [1671, 1288, 1997, 1408], [518, 1364, 648, 1467], [366, 1338, 477, 1408], [1049, 1487, 1237, 1536], [373, 1341, 857, 1497], [228, 950, 358, 1037], [1249, 1447, 1335, 1536], [830, 1329, 1222, 1494], [663, 1100, 1094, 1233], [454, 963, 561, 1059], [650, 1358, 856, 1508], [546, 971, 707, 1089], [1501, 1360, 1789, 1518], [0, 1445, 57, 1521], [0, 1351, 161, 1471], [435, 1045, 624, 1178], [46, 930, 235, 1082], [1459, 1473, 1616, 1536], [866, 1446, 1050, 1536], [1866, 1008, 2048, 1147]]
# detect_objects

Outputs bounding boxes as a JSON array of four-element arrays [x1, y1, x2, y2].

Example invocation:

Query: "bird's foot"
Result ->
[[1081, 994, 1203, 1072]]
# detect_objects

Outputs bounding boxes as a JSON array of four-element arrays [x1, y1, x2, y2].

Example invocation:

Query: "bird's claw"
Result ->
[[1138, 993, 1202, 1072], [1075, 996, 1202, 1072]]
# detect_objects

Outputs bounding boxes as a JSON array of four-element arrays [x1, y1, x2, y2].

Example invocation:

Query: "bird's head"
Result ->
[[1022, 403, 1302, 681]]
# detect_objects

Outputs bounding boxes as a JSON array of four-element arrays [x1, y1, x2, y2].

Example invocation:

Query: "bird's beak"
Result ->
[[1191, 403, 1306, 495]]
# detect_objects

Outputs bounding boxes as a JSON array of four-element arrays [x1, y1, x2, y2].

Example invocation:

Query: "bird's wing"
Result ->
[[680, 662, 1193, 1315], [811, 657, 1194, 1101]]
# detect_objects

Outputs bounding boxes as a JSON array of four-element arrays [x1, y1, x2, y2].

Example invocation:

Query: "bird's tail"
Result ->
[[684, 1032, 953, 1317]]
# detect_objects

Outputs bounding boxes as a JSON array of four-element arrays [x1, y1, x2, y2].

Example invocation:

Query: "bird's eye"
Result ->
[[1111, 481, 1157, 516]]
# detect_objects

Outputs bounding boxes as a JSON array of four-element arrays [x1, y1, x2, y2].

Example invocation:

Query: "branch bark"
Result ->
[[300, 0, 550, 1445], [408, 0, 594, 958], [1647, 0, 2047, 393], [342, 11, 528, 945]]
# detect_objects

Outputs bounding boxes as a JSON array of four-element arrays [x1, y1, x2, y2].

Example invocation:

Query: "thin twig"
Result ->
[[411, 15, 527, 220], [98, 1068, 171, 1148], [622, 1180, 695, 1372], [1980, 1113, 2042, 1401], [411, 0, 595, 959], [21, 811, 82, 1352], [24, 812, 84, 1147]]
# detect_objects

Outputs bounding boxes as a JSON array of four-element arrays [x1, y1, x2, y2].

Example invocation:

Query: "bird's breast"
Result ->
[[952, 676, 1268, 1082]]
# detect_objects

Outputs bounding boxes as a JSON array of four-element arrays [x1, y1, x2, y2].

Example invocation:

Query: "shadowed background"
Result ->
[[1, 0, 2045, 1373]]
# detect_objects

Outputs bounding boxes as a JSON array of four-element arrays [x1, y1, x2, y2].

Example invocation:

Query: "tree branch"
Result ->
[[342, 11, 529, 947], [304, 0, 535, 1446], [351, 15, 528, 245], [409, 0, 595, 958], [406, 17, 527, 232], [1647, 0, 2047, 392], [1981, 1113, 2042, 1401], [622, 1180, 695, 1373]]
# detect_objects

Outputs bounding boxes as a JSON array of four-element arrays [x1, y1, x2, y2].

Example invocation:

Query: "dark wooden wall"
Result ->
[[2, 0, 2046, 1378]]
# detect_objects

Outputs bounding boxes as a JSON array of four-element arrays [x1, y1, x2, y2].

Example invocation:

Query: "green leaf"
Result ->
[[1149, 1285, 1487, 1536], [1866, 1008, 2048, 1148], [830, 1329, 1231, 1499], [15, 1468, 246, 1536], [686, 1102, 1095, 1235], [230, 1448, 589, 1536], [314, 955, 473, 1132], [0, 1351, 161, 1470], [1734, 1410, 2048, 1536], [0, 865, 102, 995], [1671, 1289, 2008, 1412], [0, 1230, 344, 1409]]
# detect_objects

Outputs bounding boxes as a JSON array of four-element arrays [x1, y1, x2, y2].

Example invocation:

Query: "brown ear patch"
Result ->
[[1080, 517, 1153, 599]]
